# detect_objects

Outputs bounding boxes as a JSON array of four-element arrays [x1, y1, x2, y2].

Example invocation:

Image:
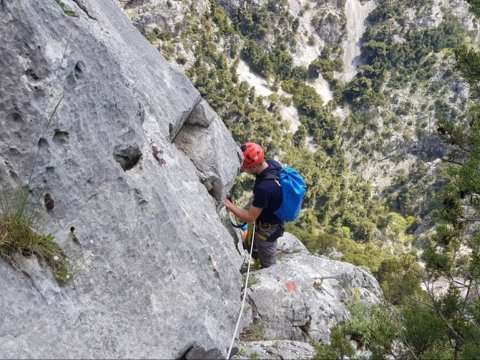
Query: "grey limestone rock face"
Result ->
[[244, 234, 382, 344], [0, 0, 242, 358], [314, 11, 346, 45], [174, 100, 243, 205]]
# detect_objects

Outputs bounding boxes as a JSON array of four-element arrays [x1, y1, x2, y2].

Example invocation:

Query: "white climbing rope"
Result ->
[[226, 223, 256, 360]]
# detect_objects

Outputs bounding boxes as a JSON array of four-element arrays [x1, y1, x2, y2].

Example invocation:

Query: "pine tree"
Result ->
[[416, 1, 480, 357]]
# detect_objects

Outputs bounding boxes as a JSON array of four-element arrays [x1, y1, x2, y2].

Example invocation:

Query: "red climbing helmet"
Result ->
[[241, 142, 264, 169]]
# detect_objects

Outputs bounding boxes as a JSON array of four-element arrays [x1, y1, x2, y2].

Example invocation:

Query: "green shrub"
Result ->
[[375, 255, 423, 304], [313, 326, 355, 360], [314, 301, 403, 359], [246, 275, 259, 288], [423, 247, 452, 273], [175, 55, 187, 65], [346, 302, 399, 353], [402, 300, 448, 356]]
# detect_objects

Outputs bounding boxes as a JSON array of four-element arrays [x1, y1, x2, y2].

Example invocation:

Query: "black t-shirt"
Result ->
[[252, 160, 283, 224]]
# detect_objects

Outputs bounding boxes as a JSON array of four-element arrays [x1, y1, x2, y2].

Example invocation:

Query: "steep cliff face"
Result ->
[[341, 0, 376, 83], [0, 0, 242, 357]]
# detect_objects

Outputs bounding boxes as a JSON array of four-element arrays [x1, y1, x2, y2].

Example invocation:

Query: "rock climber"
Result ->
[[224, 142, 285, 268]]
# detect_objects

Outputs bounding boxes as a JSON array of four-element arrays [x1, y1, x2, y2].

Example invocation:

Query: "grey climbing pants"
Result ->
[[244, 222, 285, 268], [252, 238, 277, 268]]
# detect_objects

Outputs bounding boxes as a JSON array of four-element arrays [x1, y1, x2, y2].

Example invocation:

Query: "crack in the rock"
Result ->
[[21, 269, 48, 303], [297, 315, 312, 341], [245, 291, 260, 323], [72, 0, 97, 20], [170, 95, 202, 143]]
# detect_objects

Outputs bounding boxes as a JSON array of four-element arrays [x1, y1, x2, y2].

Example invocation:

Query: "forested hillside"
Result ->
[[316, 2, 480, 355], [119, 0, 480, 357]]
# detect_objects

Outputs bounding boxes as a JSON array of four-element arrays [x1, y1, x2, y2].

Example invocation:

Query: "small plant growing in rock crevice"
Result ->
[[249, 351, 259, 360], [246, 275, 259, 288], [0, 186, 71, 284], [240, 323, 264, 341], [54, 0, 78, 17]]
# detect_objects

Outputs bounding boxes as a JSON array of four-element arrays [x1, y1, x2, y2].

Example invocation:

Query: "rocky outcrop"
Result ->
[[246, 236, 381, 343], [114, 0, 209, 34], [340, 0, 376, 82], [414, 0, 478, 31], [174, 100, 243, 205], [0, 0, 242, 358], [233, 234, 382, 358]]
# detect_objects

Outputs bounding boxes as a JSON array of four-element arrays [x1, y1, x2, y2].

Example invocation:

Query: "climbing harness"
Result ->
[[225, 223, 256, 360]]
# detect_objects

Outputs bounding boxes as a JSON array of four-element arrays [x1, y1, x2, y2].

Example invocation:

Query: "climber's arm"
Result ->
[[224, 198, 262, 223]]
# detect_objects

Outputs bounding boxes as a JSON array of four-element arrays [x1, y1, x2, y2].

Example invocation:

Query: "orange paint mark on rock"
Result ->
[[285, 280, 297, 292]]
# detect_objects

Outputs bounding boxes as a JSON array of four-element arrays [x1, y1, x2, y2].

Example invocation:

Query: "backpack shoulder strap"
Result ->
[[255, 161, 282, 191], [260, 171, 280, 181], [254, 169, 280, 194]]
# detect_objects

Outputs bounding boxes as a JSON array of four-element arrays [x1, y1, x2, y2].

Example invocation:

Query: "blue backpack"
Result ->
[[262, 166, 307, 222]]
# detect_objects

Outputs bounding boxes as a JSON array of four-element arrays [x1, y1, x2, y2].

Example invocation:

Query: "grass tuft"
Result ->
[[240, 323, 264, 341], [246, 275, 259, 288], [0, 187, 71, 284]]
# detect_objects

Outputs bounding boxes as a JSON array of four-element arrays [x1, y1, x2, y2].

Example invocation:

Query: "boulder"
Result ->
[[277, 232, 309, 255], [244, 234, 382, 343]]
